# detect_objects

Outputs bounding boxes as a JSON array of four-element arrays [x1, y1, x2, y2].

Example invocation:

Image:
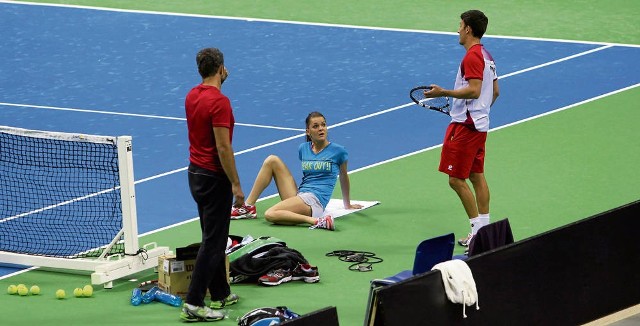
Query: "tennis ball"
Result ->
[[7, 285, 18, 295], [73, 288, 83, 297], [30, 285, 40, 295], [55, 289, 66, 299], [82, 285, 93, 297], [18, 286, 29, 296]]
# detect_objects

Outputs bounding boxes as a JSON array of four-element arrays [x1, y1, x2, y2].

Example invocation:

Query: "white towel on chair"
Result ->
[[432, 259, 479, 318]]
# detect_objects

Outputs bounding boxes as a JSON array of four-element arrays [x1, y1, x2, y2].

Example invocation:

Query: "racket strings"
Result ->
[[409, 86, 451, 115], [423, 97, 449, 109], [411, 90, 448, 109]]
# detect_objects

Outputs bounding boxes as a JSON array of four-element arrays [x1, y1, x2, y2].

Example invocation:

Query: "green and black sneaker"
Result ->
[[180, 303, 224, 322], [209, 293, 239, 310]]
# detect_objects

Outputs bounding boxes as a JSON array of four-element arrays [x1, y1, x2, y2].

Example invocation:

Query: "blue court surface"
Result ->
[[1, 3, 639, 275]]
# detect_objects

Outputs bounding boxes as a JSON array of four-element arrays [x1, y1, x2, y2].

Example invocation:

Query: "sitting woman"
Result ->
[[230, 111, 362, 230]]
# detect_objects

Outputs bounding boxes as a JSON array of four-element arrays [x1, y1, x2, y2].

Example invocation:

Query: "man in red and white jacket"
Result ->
[[424, 9, 500, 247]]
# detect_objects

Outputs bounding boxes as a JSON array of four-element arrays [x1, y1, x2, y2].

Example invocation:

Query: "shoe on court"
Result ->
[[309, 215, 334, 231], [258, 268, 292, 286], [209, 293, 239, 310], [180, 303, 224, 322], [458, 233, 474, 247], [291, 263, 320, 283], [230, 204, 257, 220]]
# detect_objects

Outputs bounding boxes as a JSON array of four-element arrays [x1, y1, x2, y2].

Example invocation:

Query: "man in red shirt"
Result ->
[[425, 10, 500, 248], [181, 48, 245, 322]]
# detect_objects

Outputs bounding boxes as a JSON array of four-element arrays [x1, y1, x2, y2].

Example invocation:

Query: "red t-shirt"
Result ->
[[185, 84, 234, 173]]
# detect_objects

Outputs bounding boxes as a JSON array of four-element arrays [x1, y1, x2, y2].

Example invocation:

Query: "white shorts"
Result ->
[[297, 192, 324, 218]]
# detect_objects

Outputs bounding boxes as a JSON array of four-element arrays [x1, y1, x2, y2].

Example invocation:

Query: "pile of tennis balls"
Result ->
[[73, 285, 94, 298], [6, 284, 40, 296], [7, 283, 94, 299]]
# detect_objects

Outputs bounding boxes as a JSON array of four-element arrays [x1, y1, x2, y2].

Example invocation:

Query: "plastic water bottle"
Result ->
[[154, 289, 183, 307], [141, 286, 159, 304], [130, 288, 143, 306]]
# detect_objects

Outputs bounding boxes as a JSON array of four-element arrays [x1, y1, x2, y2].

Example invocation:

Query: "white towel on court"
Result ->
[[324, 199, 380, 219]]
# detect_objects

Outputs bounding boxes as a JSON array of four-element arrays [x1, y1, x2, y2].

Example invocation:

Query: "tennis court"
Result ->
[[1, 1, 639, 325]]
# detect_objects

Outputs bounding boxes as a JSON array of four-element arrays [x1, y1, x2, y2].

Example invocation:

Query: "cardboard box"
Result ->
[[157, 254, 229, 298], [157, 254, 194, 298]]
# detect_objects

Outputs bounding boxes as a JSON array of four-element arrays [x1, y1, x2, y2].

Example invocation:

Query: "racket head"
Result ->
[[409, 86, 451, 115]]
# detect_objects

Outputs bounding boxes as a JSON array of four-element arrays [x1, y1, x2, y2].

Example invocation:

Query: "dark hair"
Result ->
[[460, 10, 488, 39], [196, 48, 224, 79], [305, 111, 326, 142]]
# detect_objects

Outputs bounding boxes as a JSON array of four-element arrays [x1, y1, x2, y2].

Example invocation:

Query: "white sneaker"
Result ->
[[230, 204, 257, 220], [458, 233, 473, 247], [180, 303, 224, 322], [309, 215, 335, 231]]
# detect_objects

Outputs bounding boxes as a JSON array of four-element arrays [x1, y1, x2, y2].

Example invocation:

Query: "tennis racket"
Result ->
[[409, 86, 451, 116], [137, 280, 158, 293]]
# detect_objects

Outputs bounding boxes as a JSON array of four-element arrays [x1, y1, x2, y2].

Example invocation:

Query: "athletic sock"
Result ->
[[478, 214, 490, 228], [469, 217, 481, 235]]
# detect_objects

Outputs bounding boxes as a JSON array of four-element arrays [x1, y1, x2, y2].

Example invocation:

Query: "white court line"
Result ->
[[500, 45, 613, 78], [350, 82, 640, 174], [0, 103, 303, 132], [2, 0, 640, 48]]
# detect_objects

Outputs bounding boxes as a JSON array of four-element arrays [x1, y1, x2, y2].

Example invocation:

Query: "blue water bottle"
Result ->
[[141, 286, 159, 304], [130, 288, 143, 306], [154, 289, 183, 307]]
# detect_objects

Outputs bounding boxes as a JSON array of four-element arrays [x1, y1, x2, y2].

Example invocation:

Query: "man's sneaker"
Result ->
[[209, 293, 239, 310], [230, 204, 257, 220], [458, 233, 473, 247], [291, 263, 320, 283], [258, 269, 292, 286], [180, 303, 224, 322], [309, 215, 334, 231]]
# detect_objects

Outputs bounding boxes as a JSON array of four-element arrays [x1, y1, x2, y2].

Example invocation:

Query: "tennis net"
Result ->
[[0, 126, 129, 258], [0, 125, 170, 286]]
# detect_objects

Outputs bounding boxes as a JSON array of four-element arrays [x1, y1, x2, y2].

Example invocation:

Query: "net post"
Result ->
[[117, 136, 140, 255]]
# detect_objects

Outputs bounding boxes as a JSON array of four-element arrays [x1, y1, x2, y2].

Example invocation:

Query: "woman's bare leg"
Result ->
[[264, 196, 316, 225], [246, 155, 298, 205]]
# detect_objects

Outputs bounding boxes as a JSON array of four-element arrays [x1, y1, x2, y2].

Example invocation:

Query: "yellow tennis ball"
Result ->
[[16, 284, 27, 295], [7, 285, 18, 295], [73, 288, 83, 297], [30, 285, 40, 295], [18, 286, 29, 296], [82, 285, 93, 297], [55, 289, 66, 299]]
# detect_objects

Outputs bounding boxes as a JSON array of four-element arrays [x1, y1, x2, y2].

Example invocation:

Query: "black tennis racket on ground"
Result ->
[[409, 86, 451, 116]]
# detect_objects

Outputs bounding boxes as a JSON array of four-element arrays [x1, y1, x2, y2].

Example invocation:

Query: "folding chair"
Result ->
[[364, 233, 455, 325]]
